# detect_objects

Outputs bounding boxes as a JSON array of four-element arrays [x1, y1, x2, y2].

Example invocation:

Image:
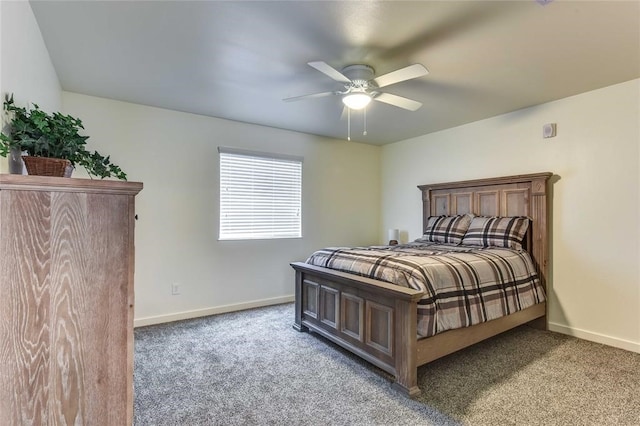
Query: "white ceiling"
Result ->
[[30, 1, 640, 145]]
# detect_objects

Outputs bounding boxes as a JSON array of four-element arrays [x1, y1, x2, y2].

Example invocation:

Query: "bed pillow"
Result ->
[[417, 214, 473, 245], [461, 216, 530, 250]]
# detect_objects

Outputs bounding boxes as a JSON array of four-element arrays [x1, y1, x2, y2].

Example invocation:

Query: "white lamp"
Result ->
[[388, 229, 399, 245], [342, 93, 371, 110]]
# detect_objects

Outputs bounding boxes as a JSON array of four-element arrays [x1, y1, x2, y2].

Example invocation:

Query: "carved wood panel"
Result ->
[[341, 293, 364, 341], [452, 192, 473, 215], [433, 194, 450, 216], [503, 188, 529, 216], [476, 190, 500, 216], [320, 286, 339, 329], [366, 301, 393, 356], [302, 280, 319, 319]]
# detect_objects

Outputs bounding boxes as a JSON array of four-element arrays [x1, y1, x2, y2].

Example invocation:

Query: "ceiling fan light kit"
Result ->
[[342, 93, 371, 110]]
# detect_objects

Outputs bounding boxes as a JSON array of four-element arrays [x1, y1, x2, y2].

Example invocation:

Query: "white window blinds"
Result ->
[[219, 148, 302, 240]]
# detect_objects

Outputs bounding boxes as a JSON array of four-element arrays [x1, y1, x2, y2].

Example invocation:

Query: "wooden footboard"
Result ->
[[292, 261, 546, 397], [291, 262, 424, 396]]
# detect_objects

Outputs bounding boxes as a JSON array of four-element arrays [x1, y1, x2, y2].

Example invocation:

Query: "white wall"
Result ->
[[62, 92, 381, 325], [0, 0, 61, 173], [382, 79, 640, 353]]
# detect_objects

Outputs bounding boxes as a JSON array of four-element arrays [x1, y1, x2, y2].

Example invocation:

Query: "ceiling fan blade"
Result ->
[[373, 64, 428, 88], [308, 61, 352, 84], [374, 93, 423, 111], [283, 91, 336, 102]]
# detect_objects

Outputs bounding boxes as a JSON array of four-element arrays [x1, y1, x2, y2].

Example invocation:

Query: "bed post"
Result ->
[[293, 270, 308, 332], [529, 176, 549, 292], [528, 174, 551, 330], [422, 188, 432, 234], [392, 298, 420, 397]]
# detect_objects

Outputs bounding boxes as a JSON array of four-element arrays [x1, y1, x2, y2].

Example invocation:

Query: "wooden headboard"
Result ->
[[418, 172, 552, 292]]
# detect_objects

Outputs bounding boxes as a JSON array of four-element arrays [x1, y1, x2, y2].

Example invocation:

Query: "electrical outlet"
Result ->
[[171, 283, 181, 295]]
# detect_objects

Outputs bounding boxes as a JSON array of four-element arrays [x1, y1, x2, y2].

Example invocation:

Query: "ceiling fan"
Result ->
[[284, 61, 429, 112]]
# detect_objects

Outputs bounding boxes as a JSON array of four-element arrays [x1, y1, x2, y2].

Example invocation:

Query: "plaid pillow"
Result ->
[[461, 216, 530, 250], [417, 214, 473, 245]]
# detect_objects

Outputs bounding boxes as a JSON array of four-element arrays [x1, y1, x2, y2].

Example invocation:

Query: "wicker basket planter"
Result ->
[[22, 156, 73, 178]]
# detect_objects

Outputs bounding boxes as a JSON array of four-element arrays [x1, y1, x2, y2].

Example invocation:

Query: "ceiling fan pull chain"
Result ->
[[363, 106, 367, 136], [347, 108, 351, 141]]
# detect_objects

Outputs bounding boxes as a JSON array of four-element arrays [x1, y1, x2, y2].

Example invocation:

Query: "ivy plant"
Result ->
[[0, 94, 127, 180]]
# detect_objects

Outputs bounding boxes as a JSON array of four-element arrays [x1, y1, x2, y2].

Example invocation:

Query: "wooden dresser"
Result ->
[[0, 175, 142, 425]]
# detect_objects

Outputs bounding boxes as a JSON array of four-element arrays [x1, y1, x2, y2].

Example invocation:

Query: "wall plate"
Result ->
[[543, 123, 557, 138]]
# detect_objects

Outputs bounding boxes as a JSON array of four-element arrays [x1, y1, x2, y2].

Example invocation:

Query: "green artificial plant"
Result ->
[[0, 94, 127, 180]]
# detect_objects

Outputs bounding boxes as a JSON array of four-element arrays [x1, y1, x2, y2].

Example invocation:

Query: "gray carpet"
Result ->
[[134, 303, 640, 425]]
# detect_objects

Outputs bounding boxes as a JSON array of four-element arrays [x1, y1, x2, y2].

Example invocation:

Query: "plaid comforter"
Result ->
[[306, 243, 545, 338]]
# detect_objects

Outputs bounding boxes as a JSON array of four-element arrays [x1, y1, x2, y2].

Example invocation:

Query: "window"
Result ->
[[219, 147, 302, 240]]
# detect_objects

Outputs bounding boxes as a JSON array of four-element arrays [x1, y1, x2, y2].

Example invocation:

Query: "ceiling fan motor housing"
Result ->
[[342, 65, 376, 89]]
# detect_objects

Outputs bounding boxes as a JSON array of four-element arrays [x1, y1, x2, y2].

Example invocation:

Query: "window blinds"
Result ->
[[219, 148, 302, 240]]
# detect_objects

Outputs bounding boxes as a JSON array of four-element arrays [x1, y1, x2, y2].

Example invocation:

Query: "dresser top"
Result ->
[[0, 174, 143, 195]]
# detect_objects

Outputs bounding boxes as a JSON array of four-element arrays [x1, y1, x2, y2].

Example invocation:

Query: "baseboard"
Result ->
[[548, 322, 640, 354], [135, 304, 640, 353], [134, 295, 295, 328]]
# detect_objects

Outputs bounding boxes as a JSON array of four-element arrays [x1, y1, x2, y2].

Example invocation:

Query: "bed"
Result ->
[[291, 173, 552, 396]]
